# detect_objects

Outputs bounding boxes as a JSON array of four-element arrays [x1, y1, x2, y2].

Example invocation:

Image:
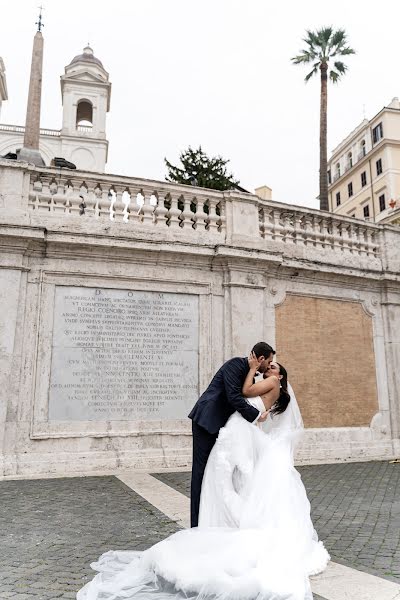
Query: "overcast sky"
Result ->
[[1, 0, 399, 208]]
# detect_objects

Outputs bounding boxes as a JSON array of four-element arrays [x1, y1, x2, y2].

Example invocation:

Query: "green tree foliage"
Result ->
[[165, 146, 240, 191]]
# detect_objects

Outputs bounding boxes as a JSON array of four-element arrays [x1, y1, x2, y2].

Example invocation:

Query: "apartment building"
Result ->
[[328, 97, 400, 225]]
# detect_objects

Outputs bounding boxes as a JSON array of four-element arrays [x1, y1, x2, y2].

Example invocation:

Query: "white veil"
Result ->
[[261, 382, 304, 456]]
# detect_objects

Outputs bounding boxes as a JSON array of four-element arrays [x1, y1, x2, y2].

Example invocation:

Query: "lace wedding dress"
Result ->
[[77, 387, 329, 600]]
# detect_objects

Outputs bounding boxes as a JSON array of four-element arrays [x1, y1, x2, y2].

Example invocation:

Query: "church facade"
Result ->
[[0, 45, 111, 172]]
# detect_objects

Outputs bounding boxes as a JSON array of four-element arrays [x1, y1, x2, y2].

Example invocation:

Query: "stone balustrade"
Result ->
[[258, 201, 379, 257], [26, 167, 226, 235], [0, 159, 395, 271], [0, 124, 61, 137]]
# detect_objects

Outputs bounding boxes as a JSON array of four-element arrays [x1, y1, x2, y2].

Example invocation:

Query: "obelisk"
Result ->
[[18, 9, 45, 166]]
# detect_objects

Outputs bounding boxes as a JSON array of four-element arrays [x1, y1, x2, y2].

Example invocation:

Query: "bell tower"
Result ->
[[60, 45, 111, 171]]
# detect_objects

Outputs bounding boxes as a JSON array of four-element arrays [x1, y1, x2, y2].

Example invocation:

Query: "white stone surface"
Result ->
[[118, 472, 190, 528], [311, 561, 400, 600]]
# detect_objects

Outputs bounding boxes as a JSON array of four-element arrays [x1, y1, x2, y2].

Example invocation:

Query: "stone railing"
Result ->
[[258, 201, 379, 257], [76, 125, 93, 133], [27, 168, 226, 234], [0, 124, 61, 137], [0, 161, 390, 267]]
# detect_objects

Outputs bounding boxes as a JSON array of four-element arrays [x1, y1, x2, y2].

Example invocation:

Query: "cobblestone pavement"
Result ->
[[1, 462, 399, 600], [153, 460, 400, 582], [0, 476, 179, 599]]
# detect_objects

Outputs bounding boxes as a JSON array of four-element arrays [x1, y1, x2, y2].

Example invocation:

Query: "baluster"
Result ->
[[37, 178, 51, 212], [154, 193, 168, 226], [271, 209, 284, 241], [258, 207, 265, 238], [180, 195, 194, 229], [348, 223, 356, 253], [356, 225, 366, 255], [67, 181, 81, 216], [313, 216, 324, 248], [217, 201, 226, 234], [261, 208, 273, 239], [352, 224, 361, 255], [85, 183, 97, 217], [63, 182, 72, 214], [92, 186, 102, 218], [52, 180, 66, 214], [135, 191, 145, 223], [280, 213, 289, 243], [48, 179, 57, 213], [365, 227, 374, 256], [286, 212, 296, 244], [340, 223, 350, 253], [331, 220, 343, 251], [370, 230, 379, 257], [29, 177, 42, 210], [112, 187, 125, 222], [320, 216, 330, 249], [78, 183, 88, 216], [193, 197, 208, 231], [99, 187, 111, 220], [95, 183, 106, 220], [123, 188, 138, 224], [141, 191, 156, 225], [166, 194, 181, 228], [291, 212, 302, 245], [303, 215, 314, 246], [207, 197, 219, 233], [121, 189, 131, 223], [107, 188, 117, 220]]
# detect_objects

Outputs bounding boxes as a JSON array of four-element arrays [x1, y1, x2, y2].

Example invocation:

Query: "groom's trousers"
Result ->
[[190, 421, 218, 527]]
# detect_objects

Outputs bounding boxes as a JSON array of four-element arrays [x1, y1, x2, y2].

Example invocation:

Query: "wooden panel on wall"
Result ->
[[275, 295, 378, 428]]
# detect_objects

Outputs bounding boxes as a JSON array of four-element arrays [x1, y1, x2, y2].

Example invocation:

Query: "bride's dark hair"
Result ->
[[270, 363, 291, 416]]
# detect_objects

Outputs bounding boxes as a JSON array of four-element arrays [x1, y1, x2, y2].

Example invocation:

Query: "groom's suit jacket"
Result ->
[[188, 357, 260, 435]]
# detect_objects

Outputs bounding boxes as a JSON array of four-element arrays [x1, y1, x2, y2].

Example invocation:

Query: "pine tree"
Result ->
[[165, 146, 240, 191]]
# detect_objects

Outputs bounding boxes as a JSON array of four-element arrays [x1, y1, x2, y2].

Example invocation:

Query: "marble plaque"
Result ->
[[48, 287, 199, 421]]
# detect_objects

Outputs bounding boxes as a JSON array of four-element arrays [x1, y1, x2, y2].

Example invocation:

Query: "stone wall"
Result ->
[[0, 159, 399, 478], [276, 295, 378, 428]]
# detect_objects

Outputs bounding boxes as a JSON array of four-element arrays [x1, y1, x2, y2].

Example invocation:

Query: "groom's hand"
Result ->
[[258, 410, 269, 423]]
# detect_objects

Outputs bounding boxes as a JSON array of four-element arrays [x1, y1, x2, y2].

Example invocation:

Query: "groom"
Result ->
[[188, 341, 275, 527]]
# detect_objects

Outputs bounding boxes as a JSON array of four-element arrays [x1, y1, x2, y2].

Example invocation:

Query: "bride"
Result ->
[[77, 357, 329, 600]]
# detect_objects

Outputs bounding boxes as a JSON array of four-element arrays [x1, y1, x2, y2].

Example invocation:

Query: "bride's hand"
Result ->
[[248, 351, 261, 371], [258, 410, 270, 423]]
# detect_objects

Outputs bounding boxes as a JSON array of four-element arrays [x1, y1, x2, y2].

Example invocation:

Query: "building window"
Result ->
[[360, 139, 366, 157], [379, 194, 386, 212], [335, 163, 341, 179], [348, 182, 353, 197], [372, 122, 383, 144], [347, 152, 353, 169], [328, 170, 331, 184], [363, 205, 370, 218], [376, 158, 382, 175], [76, 99, 93, 130], [336, 192, 341, 206], [361, 171, 367, 187]]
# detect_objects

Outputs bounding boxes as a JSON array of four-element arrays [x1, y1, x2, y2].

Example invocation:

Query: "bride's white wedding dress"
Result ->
[[77, 387, 329, 600]]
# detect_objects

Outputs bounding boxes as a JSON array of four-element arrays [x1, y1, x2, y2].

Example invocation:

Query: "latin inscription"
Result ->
[[48, 287, 199, 421]]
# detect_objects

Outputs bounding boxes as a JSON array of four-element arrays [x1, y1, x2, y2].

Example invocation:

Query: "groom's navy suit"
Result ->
[[188, 357, 260, 527]]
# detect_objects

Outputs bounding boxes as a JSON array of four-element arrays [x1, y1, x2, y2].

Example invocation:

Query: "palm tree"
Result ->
[[292, 27, 355, 211]]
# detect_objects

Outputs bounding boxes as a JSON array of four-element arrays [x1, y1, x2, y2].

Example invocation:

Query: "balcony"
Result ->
[[329, 148, 369, 186]]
